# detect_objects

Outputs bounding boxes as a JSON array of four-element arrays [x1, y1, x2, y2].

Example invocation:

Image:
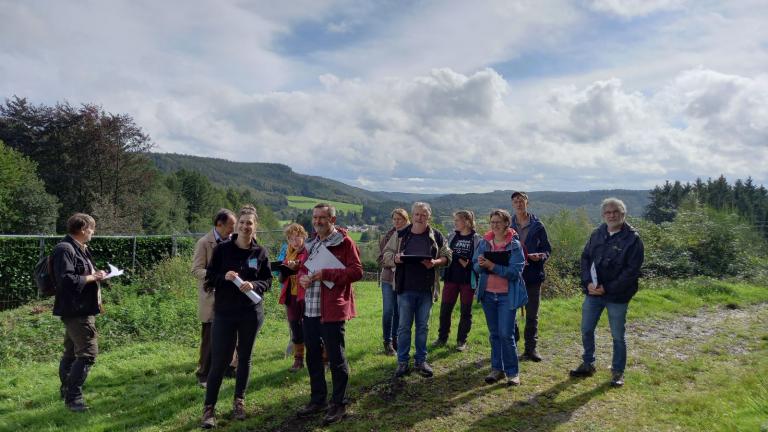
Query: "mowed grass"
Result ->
[[286, 196, 363, 214], [0, 270, 767, 431]]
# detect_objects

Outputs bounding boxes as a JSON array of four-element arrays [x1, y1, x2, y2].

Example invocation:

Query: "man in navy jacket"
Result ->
[[570, 198, 644, 387]]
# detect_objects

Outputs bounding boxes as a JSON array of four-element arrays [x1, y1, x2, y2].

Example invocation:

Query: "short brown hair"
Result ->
[[453, 210, 476, 230], [238, 204, 259, 222], [489, 209, 512, 226], [511, 191, 529, 201], [213, 208, 235, 226], [284, 223, 308, 239], [66, 213, 96, 235], [391, 208, 410, 223], [313, 202, 337, 217]]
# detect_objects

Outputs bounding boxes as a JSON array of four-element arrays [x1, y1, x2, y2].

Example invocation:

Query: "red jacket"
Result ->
[[278, 247, 309, 305], [300, 228, 362, 322]]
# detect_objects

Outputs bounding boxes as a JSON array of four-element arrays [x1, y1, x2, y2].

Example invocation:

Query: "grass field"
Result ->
[[286, 196, 363, 214], [1, 258, 766, 431]]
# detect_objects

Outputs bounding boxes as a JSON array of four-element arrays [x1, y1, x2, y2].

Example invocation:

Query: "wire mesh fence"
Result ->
[[0, 231, 381, 311]]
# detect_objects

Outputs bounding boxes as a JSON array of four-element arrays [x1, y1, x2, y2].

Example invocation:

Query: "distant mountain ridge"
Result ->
[[147, 153, 649, 220]]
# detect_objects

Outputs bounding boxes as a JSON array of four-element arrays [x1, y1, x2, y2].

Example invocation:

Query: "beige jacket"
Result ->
[[382, 225, 452, 302], [191, 230, 217, 323]]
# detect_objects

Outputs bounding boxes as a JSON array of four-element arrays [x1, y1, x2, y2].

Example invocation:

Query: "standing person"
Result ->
[[277, 223, 309, 373], [473, 209, 527, 386], [569, 198, 644, 388], [201, 205, 272, 428], [510, 192, 552, 362], [377, 208, 409, 355], [383, 202, 451, 379], [53, 213, 107, 412], [191, 209, 238, 388], [436, 210, 481, 351], [296, 203, 363, 425]]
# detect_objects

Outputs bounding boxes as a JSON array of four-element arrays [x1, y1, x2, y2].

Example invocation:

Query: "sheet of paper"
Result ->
[[590, 262, 598, 286], [104, 263, 124, 279], [305, 243, 346, 288], [234, 276, 262, 305]]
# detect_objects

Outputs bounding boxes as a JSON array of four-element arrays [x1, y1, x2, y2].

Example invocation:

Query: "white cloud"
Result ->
[[588, 0, 685, 18]]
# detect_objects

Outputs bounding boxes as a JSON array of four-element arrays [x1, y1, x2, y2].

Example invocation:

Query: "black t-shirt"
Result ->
[[402, 230, 433, 292], [444, 232, 474, 284]]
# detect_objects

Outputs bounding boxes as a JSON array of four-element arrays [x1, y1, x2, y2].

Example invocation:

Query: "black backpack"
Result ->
[[33, 242, 73, 297]]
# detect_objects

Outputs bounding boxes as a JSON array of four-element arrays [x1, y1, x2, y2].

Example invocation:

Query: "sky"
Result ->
[[1, 0, 767, 193]]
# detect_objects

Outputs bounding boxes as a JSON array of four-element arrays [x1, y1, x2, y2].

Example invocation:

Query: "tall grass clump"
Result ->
[[540, 208, 594, 298]]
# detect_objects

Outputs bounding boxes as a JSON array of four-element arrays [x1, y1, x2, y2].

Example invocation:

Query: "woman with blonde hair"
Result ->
[[377, 208, 409, 355], [278, 223, 310, 372]]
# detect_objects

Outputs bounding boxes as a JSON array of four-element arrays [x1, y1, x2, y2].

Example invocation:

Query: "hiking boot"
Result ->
[[322, 403, 347, 425], [569, 362, 596, 378], [383, 341, 396, 356], [456, 341, 468, 352], [507, 375, 521, 386], [232, 397, 246, 420], [610, 372, 625, 387], [297, 401, 328, 417], [394, 362, 410, 378], [290, 343, 305, 372], [432, 338, 447, 347], [66, 399, 89, 412], [200, 404, 216, 429], [485, 369, 505, 384], [415, 361, 434, 378], [520, 349, 542, 362]]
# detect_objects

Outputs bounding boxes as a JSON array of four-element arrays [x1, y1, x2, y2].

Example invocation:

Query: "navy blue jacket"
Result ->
[[511, 213, 552, 285], [580, 223, 644, 304]]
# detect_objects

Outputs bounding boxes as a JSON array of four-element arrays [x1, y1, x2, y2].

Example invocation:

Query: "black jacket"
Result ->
[[53, 235, 100, 317], [511, 213, 552, 285], [580, 223, 644, 304], [206, 235, 272, 317]]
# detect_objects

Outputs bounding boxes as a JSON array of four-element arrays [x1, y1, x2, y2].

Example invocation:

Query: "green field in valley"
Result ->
[[286, 195, 363, 214]]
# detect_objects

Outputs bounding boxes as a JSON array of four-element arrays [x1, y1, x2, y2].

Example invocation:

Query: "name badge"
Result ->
[[248, 258, 259, 269]]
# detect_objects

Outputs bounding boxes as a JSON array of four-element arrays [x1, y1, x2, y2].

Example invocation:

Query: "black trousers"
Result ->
[[303, 316, 349, 405], [205, 310, 264, 406], [514, 282, 542, 351]]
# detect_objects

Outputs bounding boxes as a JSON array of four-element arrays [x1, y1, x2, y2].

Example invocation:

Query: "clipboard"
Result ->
[[399, 254, 433, 263], [304, 243, 345, 288], [483, 251, 511, 265], [271, 261, 298, 277]]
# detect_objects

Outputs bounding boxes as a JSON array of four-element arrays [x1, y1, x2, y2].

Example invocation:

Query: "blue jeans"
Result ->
[[481, 292, 519, 376], [381, 282, 399, 343], [580, 295, 628, 373], [397, 290, 433, 364]]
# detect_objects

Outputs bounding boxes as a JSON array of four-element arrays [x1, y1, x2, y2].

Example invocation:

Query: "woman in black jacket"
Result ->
[[510, 192, 552, 362], [201, 205, 272, 428]]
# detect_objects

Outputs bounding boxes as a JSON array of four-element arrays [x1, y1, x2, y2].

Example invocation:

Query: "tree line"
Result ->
[[0, 97, 278, 234]]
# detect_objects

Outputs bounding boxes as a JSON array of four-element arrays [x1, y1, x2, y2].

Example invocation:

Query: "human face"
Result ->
[[392, 213, 408, 230], [454, 216, 467, 232], [312, 207, 336, 238], [602, 205, 625, 230], [412, 207, 430, 227], [217, 215, 237, 238], [489, 216, 508, 237], [82, 225, 95, 243], [287, 234, 305, 250], [511, 196, 528, 214], [237, 214, 257, 240]]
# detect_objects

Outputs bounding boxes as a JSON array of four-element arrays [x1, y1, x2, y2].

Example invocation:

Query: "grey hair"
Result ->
[[601, 197, 627, 215], [313, 202, 337, 217], [411, 201, 432, 215]]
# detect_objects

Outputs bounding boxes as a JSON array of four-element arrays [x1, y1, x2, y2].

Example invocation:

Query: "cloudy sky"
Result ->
[[2, 0, 766, 193]]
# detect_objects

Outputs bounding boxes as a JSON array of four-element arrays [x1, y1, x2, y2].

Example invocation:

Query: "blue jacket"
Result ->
[[511, 213, 552, 285], [472, 230, 528, 310], [580, 222, 644, 304]]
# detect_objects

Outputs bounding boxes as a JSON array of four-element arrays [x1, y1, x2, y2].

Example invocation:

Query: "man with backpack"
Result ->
[[53, 213, 107, 411]]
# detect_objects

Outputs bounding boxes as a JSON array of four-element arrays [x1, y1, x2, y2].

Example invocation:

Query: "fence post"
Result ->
[[132, 236, 137, 271], [172, 235, 178, 257], [38, 237, 45, 299]]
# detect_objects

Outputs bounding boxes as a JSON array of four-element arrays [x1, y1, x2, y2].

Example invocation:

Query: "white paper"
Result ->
[[234, 276, 262, 305], [304, 243, 346, 288], [104, 263, 124, 279], [590, 262, 598, 286]]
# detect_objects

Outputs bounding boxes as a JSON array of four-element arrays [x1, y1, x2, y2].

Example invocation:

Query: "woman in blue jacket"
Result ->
[[473, 209, 527, 386], [510, 191, 552, 362]]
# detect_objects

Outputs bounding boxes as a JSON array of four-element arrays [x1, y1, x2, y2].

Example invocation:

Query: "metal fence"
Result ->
[[0, 231, 380, 310]]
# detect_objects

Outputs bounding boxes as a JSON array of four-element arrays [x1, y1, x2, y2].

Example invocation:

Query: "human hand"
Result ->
[[93, 270, 108, 281], [588, 284, 605, 296], [422, 259, 436, 269], [285, 260, 300, 271], [239, 281, 253, 293], [478, 256, 493, 270], [225, 271, 238, 281], [299, 275, 312, 288], [394, 253, 403, 264], [528, 253, 543, 262], [459, 258, 469, 268]]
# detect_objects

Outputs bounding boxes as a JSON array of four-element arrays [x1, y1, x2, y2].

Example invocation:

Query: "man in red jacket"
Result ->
[[297, 203, 363, 425]]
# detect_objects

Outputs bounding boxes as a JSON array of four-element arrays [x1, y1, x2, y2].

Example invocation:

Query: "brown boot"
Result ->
[[290, 343, 305, 372], [201, 404, 216, 429], [232, 397, 246, 420]]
